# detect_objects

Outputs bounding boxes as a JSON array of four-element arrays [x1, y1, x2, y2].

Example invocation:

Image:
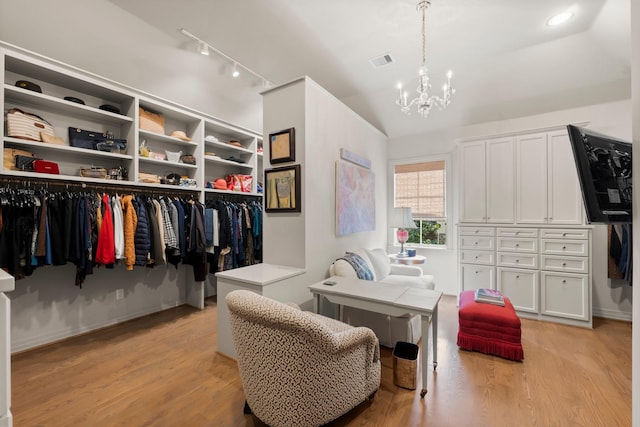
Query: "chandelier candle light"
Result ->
[[391, 207, 417, 256], [396, 0, 455, 117]]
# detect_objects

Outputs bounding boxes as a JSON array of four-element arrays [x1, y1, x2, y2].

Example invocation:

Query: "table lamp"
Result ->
[[391, 207, 417, 256]]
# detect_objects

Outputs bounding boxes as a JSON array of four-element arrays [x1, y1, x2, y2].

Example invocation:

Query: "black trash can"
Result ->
[[392, 341, 419, 390]]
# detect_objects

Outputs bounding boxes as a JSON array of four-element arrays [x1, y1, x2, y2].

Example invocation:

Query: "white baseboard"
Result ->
[[12, 302, 183, 354], [593, 307, 632, 322], [0, 411, 12, 427]]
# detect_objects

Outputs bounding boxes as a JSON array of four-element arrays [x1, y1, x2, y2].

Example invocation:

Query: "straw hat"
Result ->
[[170, 130, 191, 141]]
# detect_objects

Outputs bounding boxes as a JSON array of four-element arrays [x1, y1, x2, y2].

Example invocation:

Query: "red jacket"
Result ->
[[95, 194, 115, 265]]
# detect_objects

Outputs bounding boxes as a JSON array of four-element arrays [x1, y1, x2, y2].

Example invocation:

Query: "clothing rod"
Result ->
[[0, 176, 198, 197]]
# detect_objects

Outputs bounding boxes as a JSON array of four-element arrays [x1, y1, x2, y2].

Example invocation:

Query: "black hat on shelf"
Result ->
[[64, 96, 85, 105], [15, 80, 42, 93]]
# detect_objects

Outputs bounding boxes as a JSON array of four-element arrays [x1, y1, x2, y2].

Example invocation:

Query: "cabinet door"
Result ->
[[497, 268, 538, 313], [547, 130, 584, 224], [459, 141, 487, 223], [516, 133, 548, 224], [460, 264, 495, 292], [486, 137, 515, 223], [540, 272, 589, 321]]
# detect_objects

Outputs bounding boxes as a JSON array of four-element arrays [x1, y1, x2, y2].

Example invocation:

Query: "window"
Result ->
[[394, 159, 448, 247]]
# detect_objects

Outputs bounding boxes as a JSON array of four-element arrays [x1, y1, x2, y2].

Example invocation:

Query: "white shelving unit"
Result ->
[[1, 46, 263, 196]]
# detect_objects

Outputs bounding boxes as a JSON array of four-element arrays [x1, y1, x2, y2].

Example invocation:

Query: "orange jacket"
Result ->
[[121, 195, 137, 270]]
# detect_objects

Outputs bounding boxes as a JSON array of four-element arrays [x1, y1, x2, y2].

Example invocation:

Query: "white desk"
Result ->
[[308, 276, 442, 398], [215, 264, 306, 358]]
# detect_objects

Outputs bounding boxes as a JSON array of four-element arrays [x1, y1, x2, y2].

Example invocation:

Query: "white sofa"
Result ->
[[328, 248, 435, 348]]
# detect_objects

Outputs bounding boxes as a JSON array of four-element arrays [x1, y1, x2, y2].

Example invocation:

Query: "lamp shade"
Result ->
[[390, 207, 417, 229]]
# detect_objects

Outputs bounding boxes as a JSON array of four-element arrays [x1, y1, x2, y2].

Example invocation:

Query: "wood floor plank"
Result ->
[[11, 295, 632, 427]]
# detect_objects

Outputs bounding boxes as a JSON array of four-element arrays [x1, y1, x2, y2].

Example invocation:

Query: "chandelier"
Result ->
[[396, 0, 455, 117]]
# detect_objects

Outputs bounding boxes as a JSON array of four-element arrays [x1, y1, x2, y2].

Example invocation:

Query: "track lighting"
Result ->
[[180, 28, 273, 87], [198, 41, 209, 56]]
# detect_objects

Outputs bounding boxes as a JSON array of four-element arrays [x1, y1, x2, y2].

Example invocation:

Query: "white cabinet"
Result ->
[[497, 267, 538, 313], [458, 227, 496, 292], [457, 224, 592, 327], [540, 272, 589, 321], [459, 137, 514, 223], [460, 129, 583, 226], [516, 132, 548, 224], [516, 130, 583, 225]]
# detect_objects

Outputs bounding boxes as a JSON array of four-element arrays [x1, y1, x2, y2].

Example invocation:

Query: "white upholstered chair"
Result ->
[[226, 290, 381, 427]]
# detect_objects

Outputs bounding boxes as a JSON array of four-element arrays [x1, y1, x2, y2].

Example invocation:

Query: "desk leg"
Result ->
[[313, 294, 320, 314], [432, 305, 438, 370], [420, 314, 430, 398]]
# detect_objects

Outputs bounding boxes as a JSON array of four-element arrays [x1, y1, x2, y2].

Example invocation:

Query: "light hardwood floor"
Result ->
[[12, 295, 632, 427]]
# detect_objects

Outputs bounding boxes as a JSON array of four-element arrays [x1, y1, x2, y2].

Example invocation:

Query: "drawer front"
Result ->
[[460, 264, 495, 291], [497, 252, 538, 269], [540, 255, 588, 274], [459, 226, 495, 237], [460, 250, 495, 265], [497, 228, 539, 238], [460, 236, 495, 250], [540, 272, 589, 321], [540, 239, 588, 256], [497, 237, 537, 253], [540, 229, 589, 240], [497, 268, 538, 313]]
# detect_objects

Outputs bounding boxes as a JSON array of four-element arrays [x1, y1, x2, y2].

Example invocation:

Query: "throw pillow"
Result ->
[[339, 252, 374, 281]]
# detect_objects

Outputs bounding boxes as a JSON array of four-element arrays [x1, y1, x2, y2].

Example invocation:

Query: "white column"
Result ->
[[0, 271, 15, 427]]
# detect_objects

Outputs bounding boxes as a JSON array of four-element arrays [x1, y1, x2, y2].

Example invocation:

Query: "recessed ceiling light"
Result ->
[[547, 11, 574, 26]]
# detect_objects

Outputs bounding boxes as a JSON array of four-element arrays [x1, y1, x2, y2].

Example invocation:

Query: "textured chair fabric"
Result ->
[[226, 290, 381, 427], [329, 248, 435, 347]]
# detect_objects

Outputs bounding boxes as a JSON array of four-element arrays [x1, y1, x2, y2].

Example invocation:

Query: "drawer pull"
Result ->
[[562, 232, 567, 237], [475, 230, 479, 234], [475, 241, 478, 245], [562, 246, 566, 250], [516, 275, 520, 279], [515, 259, 520, 263], [515, 231, 520, 235], [475, 271, 479, 274], [515, 243, 519, 247], [475, 256, 479, 259], [562, 279, 567, 284], [562, 262, 567, 267]]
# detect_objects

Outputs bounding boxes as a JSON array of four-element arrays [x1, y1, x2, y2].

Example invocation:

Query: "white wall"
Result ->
[[388, 100, 633, 320], [262, 77, 388, 299], [0, 0, 262, 133]]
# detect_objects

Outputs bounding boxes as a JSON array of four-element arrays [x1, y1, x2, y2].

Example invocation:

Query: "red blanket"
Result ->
[[457, 290, 524, 361]]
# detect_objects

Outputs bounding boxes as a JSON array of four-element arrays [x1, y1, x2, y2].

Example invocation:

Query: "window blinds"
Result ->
[[394, 160, 445, 219]]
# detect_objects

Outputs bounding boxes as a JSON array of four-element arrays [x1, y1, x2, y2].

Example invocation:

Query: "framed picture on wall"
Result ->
[[269, 128, 295, 164], [264, 164, 301, 212]]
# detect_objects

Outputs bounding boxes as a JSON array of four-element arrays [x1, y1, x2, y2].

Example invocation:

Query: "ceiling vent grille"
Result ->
[[369, 53, 394, 68]]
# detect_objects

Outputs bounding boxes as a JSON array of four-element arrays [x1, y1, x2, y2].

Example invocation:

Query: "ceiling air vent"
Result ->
[[369, 53, 394, 68]]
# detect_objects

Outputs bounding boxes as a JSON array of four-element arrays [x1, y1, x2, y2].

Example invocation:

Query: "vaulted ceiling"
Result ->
[[110, 0, 631, 139]]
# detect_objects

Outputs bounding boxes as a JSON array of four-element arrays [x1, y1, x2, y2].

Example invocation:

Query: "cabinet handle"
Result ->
[[475, 230, 479, 234], [562, 246, 566, 250], [475, 241, 478, 245], [562, 262, 567, 267], [515, 259, 519, 263], [475, 271, 479, 274], [475, 256, 479, 259], [562, 232, 567, 237], [562, 279, 567, 284], [516, 275, 520, 279], [515, 231, 520, 235], [515, 243, 520, 247]]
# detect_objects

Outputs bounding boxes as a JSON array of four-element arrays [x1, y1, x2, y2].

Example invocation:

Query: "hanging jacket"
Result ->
[[95, 194, 115, 265], [111, 195, 125, 259], [121, 195, 137, 270], [133, 196, 151, 267]]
